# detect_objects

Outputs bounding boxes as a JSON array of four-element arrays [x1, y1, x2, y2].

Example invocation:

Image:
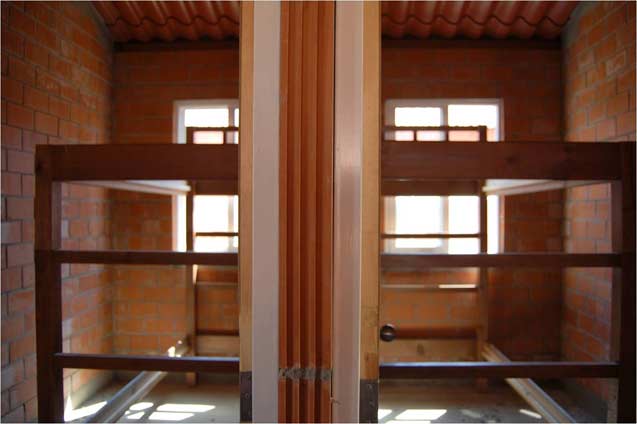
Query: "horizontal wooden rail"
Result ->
[[54, 353, 239, 373], [390, 326, 477, 340], [195, 232, 239, 237], [379, 361, 619, 379], [50, 250, 238, 266], [382, 233, 478, 239], [383, 125, 486, 132], [381, 253, 621, 269], [382, 141, 622, 180], [193, 180, 238, 195], [382, 180, 481, 196], [37, 144, 238, 181]]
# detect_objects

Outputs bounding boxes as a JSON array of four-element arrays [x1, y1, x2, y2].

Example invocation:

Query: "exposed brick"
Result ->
[[34, 111, 57, 136], [23, 86, 48, 112], [6, 102, 33, 130], [7, 150, 33, 174]]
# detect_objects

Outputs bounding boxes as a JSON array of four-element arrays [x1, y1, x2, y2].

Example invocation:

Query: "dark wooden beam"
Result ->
[[379, 361, 619, 379], [37, 144, 238, 181], [51, 250, 238, 266], [382, 180, 480, 196], [115, 39, 239, 52], [382, 141, 622, 181], [381, 253, 621, 269], [54, 353, 240, 373], [381, 38, 561, 50]]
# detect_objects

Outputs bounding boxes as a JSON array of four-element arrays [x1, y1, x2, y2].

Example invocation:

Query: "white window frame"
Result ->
[[172, 99, 239, 252], [383, 98, 503, 254]]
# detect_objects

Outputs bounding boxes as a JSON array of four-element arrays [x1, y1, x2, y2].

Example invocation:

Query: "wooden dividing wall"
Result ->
[[278, 2, 334, 422]]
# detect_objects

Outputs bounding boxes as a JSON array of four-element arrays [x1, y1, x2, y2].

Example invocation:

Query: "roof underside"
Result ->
[[93, 1, 577, 43]]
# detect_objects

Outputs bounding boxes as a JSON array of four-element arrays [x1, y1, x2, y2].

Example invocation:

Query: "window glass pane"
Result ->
[[195, 236, 238, 252], [193, 195, 237, 233], [448, 196, 479, 234], [193, 131, 224, 144], [184, 108, 229, 127], [448, 104, 498, 141], [394, 196, 442, 248], [487, 195, 499, 253], [449, 238, 479, 254], [394, 107, 443, 141]]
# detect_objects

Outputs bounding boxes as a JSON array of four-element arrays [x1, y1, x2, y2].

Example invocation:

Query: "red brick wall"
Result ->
[[382, 43, 564, 360], [562, 1, 636, 403], [1, 2, 113, 421], [110, 47, 239, 354]]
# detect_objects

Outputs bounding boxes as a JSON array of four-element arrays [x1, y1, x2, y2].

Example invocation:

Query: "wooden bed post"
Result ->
[[610, 142, 635, 423], [477, 126, 489, 389], [35, 147, 64, 422], [185, 172, 197, 385]]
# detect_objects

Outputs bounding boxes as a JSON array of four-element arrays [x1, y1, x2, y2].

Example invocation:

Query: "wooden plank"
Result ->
[[193, 180, 238, 195], [483, 179, 602, 196], [185, 185, 196, 385], [75, 180, 190, 196], [195, 232, 239, 237], [41, 144, 238, 181], [379, 361, 619, 379], [52, 250, 238, 266], [610, 142, 636, 423], [87, 341, 189, 423], [381, 253, 621, 269], [239, 0, 253, 385], [482, 343, 575, 423], [34, 148, 64, 422], [54, 353, 240, 373], [382, 141, 622, 181], [317, 3, 335, 421], [382, 180, 480, 196], [389, 326, 478, 340]]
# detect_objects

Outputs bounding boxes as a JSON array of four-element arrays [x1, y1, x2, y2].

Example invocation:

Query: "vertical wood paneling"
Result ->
[[239, 2, 253, 421], [279, 2, 335, 422]]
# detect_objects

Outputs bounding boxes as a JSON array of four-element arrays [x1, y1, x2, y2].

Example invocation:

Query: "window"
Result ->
[[173, 100, 239, 252], [383, 99, 501, 254]]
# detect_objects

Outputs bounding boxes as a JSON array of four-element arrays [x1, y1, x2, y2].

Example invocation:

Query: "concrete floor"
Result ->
[[379, 380, 597, 423], [69, 381, 239, 423], [71, 379, 597, 423]]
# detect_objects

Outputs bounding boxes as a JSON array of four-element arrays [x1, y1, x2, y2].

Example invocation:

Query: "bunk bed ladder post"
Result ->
[[185, 127, 197, 385], [34, 147, 64, 422], [610, 142, 636, 423], [477, 125, 489, 390]]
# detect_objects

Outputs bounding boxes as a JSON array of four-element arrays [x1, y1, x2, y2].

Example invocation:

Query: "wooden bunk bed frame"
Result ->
[[35, 132, 634, 422], [34, 143, 240, 422], [379, 127, 635, 423]]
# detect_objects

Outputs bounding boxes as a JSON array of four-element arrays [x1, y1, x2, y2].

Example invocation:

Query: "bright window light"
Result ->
[[448, 104, 498, 141], [157, 403, 215, 413], [439, 284, 477, 289], [124, 411, 145, 420], [394, 196, 443, 249], [519, 408, 543, 420], [129, 402, 154, 411], [184, 108, 229, 128], [394, 107, 443, 141], [395, 409, 447, 420], [148, 411, 194, 421], [64, 400, 107, 421], [378, 409, 393, 420], [193, 195, 238, 252]]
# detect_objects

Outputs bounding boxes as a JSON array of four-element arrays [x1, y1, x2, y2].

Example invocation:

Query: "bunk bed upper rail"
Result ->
[[383, 141, 624, 181]]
